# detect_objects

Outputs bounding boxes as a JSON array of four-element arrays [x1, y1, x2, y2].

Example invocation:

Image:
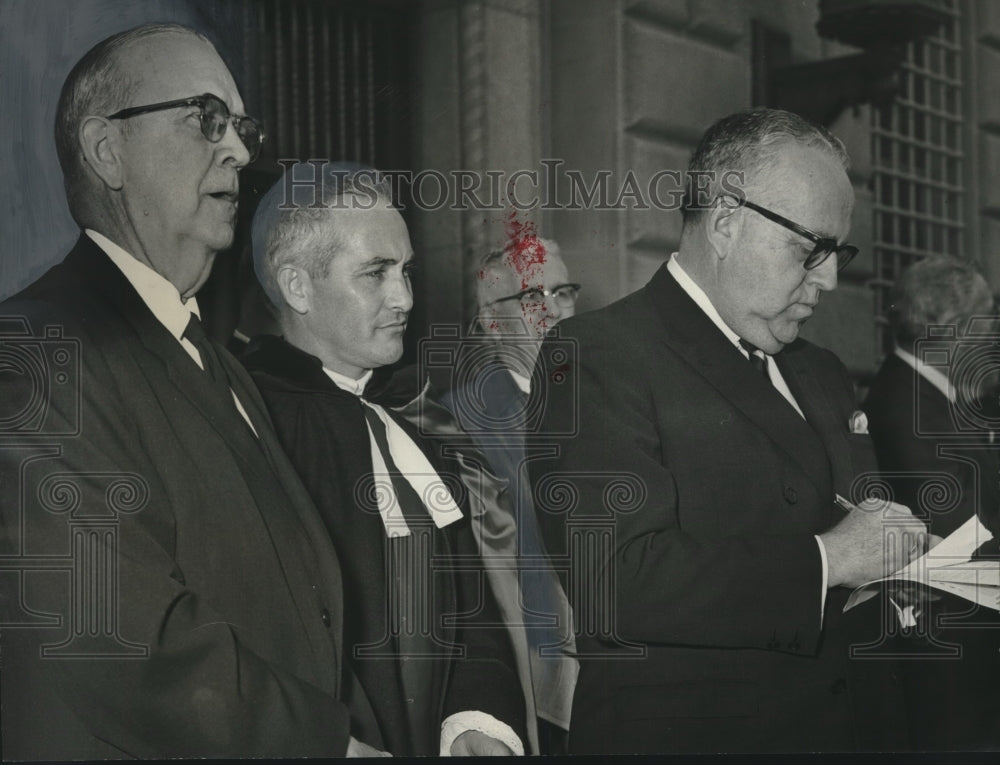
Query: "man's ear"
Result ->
[[704, 195, 742, 261], [79, 116, 125, 190], [277, 265, 310, 315]]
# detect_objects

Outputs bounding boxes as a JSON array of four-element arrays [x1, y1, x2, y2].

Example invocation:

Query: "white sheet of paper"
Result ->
[[844, 513, 998, 613]]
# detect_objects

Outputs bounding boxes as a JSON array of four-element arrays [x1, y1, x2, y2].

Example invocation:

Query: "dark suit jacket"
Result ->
[[864, 352, 1000, 538], [0, 237, 366, 759], [241, 335, 526, 756], [531, 264, 900, 754], [863, 352, 1000, 749], [441, 356, 578, 732]]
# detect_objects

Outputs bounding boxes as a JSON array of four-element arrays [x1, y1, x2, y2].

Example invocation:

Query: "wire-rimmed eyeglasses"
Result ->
[[489, 283, 582, 308]]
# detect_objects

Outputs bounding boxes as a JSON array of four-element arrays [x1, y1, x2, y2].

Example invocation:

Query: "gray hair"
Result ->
[[681, 107, 849, 225], [890, 255, 993, 350], [55, 23, 211, 222], [251, 161, 394, 308]]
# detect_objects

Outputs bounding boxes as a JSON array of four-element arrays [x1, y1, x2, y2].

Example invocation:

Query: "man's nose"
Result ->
[[543, 292, 564, 321], [807, 253, 838, 292], [387, 271, 414, 312], [218, 119, 250, 169]]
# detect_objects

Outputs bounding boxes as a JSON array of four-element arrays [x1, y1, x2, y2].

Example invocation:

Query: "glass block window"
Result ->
[[871, 0, 966, 356]]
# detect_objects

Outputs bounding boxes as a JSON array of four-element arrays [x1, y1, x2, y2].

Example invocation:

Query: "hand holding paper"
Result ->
[[845, 512, 999, 614], [820, 495, 925, 588]]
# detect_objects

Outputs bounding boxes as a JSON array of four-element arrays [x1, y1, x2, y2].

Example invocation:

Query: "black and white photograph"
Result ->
[[1, 0, 999, 757]]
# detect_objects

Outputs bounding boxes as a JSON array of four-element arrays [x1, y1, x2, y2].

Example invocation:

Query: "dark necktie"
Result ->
[[183, 314, 232, 402], [739, 338, 770, 381]]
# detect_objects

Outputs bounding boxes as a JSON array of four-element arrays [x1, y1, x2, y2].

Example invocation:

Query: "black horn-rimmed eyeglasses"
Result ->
[[107, 93, 265, 162], [739, 198, 859, 272]]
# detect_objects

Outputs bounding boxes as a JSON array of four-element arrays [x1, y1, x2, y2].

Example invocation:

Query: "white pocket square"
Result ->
[[849, 410, 869, 435]]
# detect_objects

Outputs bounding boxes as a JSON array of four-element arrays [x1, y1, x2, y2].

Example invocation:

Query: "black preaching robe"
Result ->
[[242, 335, 525, 756]]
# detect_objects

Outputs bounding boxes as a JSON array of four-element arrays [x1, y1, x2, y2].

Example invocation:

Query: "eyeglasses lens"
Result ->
[[554, 286, 578, 305], [200, 96, 263, 161], [519, 286, 579, 307]]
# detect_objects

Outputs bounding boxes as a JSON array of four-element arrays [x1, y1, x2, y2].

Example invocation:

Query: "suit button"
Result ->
[[321, 608, 331, 628], [783, 485, 798, 504]]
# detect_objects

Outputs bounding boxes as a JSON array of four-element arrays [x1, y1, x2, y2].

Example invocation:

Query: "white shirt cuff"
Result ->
[[439, 710, 524, 756], [814, 534, 829, 626]]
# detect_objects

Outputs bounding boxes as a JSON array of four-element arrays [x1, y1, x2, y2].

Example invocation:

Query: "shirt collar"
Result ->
[[507, 369, 531, 395], [667, 253, 751, 357], [323, 366, 374, 397], [85, 229, 199, 340], [894, 345, 954, 402]]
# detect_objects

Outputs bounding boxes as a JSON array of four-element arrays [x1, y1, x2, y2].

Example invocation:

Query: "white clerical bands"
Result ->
[[361, 399, 464, 538]]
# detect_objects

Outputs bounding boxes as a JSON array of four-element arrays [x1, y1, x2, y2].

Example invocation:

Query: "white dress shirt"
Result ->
[[667, 255, 805, 417], [893, 345, 954, 402], [667, 255, 830, 612], [507, 369, 532, 396], [85, 230, 257, 436]]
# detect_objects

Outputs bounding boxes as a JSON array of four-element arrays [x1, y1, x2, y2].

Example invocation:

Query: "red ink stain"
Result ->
[[550, 363, 569, 384], [504, 211, 547, 290]]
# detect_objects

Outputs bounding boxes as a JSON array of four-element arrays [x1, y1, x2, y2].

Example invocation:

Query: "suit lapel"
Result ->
[[66, 239, 264, 464], [484, 359, 528, 423], [775, 346, 855, 495], [644, 266, 832, 495], [64, 239, 346, 671]]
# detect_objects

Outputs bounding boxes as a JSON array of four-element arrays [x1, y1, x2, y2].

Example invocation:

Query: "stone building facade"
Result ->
[[2, 0, 997, 381]]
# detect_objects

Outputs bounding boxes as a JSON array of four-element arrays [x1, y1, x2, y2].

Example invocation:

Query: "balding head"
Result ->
[[681, 107, 849, 229], [55, 23, 211, 224]]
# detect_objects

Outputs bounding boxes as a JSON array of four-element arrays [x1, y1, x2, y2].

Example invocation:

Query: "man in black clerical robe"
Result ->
[[241, 162, 526, 757]]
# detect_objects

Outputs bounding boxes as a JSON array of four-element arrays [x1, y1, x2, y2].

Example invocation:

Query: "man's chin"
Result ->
[[198, 218, 236, 252], [379, 343, 406, 368], [765, 322, 802, 352], [210, 231, 236, 252]]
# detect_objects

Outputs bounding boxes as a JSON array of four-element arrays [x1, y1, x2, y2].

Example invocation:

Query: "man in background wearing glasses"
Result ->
[[0, 24, 365, 758], [864, 255, 1000, 750], [530, 108, 921, 753], [440, 237, 581, 754]]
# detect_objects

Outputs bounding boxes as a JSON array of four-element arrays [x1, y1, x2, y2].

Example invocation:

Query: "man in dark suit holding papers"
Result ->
[[532, 108, 921, 754]]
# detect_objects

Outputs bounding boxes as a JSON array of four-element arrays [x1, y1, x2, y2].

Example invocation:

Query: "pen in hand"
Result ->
[[834, 494, 854, 512]]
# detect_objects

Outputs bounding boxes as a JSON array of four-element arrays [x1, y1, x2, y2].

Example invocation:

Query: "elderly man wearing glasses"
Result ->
[[474, 239, 580, 390], [440, 237, 581, 755], [529, 108, 922, 754], [0, 24, 365, 759]]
